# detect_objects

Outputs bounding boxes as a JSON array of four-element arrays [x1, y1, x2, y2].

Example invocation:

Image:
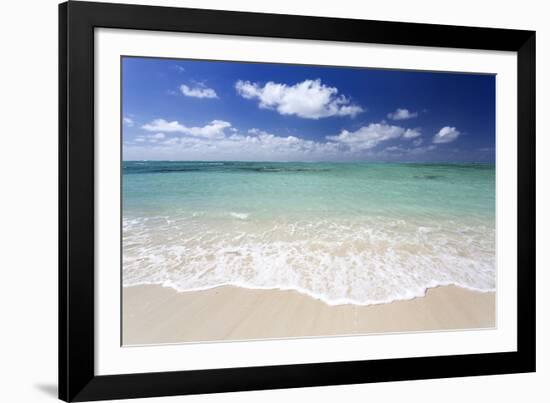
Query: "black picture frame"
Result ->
[[59, 1, 536, 401]]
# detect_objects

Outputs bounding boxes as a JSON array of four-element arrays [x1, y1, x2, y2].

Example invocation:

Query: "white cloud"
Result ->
[[124, 124, 436, 161], [387, 108, 418, 120], [142, 119, 182, 132], [180, 84, 218, 99], [326, 123, 420, 151], [403, 128, 421, 139], [123, 117, 134, 127], [162, 137, 180, 146], [433, 126, 460, 144], [129, 119, 433, 161], [235, 79, 363, 119], [382, 144, 436, 156], [133, 132, 166, 144], [142, 119, 231, 139], [126, 127, 343, 161]]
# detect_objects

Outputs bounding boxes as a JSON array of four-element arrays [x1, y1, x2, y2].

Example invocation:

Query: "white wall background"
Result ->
[[0, 0, 547, 402]]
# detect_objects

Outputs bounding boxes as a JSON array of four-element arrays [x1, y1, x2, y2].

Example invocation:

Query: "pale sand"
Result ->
[[122, 285, 495, 345]]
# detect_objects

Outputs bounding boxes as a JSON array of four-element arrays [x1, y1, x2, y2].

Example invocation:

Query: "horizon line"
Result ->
[[122, 160, 496, 164]]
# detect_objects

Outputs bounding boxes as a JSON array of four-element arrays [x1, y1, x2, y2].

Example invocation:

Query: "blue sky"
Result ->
[[122, 57, 495, 162]]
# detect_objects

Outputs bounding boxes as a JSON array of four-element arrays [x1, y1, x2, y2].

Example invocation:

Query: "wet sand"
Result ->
[[122, 284, 495, 345]]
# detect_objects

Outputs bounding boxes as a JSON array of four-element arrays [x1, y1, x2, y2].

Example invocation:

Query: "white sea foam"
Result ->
[[229, 212, 249, 220], [122, 214, 495, 306]]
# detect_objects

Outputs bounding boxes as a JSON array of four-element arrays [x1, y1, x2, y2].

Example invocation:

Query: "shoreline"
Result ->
[[123, 284, 495, 345], [122, 281, 495, 307]]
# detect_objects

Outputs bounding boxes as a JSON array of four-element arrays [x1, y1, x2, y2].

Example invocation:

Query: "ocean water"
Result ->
[[122, 161, 496, 305]]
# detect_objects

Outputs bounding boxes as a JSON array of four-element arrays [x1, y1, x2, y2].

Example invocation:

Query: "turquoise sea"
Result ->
[[122, 161, 496, 305]]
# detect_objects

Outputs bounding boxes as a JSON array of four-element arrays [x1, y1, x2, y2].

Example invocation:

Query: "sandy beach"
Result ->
[[122, 285, 495, 345]]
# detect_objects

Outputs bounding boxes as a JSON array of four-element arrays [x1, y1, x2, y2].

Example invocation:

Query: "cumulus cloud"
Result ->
[[326, 123, 420, 151], [126, 127, 342, 161], [235, 79, 363, 119], [387, 108, 418, 120], [433, 126, 460, 144], [123, 117, 134, 127], [129, 119, 431, 161], [180, 84, 218, 99], [142, 119, 231, 139], [403, 128, 421, 139]]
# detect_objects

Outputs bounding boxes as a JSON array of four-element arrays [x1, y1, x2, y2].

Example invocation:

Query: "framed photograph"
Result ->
[[59, 1, 535, 401]]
